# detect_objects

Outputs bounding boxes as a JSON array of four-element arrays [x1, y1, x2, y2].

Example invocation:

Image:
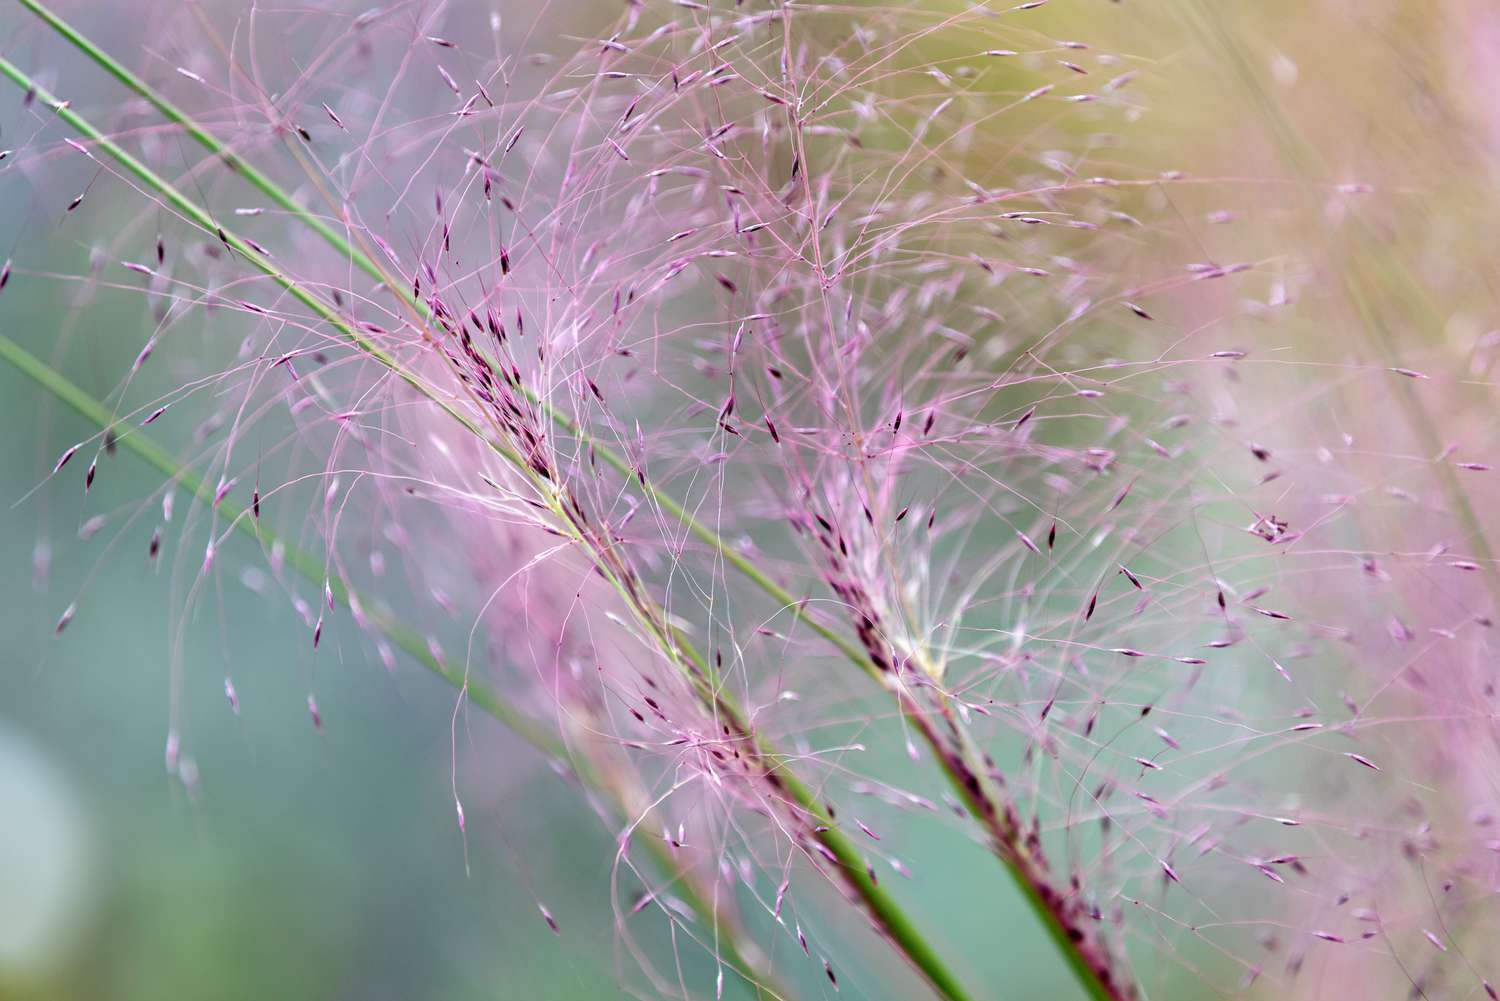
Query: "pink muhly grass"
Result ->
[[6, 1, 1500, 1000]]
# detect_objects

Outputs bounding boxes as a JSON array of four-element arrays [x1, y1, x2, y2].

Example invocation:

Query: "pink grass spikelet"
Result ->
[[52, 442, 81, 474]]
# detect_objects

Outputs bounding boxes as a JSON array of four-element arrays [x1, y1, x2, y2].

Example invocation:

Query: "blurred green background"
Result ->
[[3, 0, 1494, 998]]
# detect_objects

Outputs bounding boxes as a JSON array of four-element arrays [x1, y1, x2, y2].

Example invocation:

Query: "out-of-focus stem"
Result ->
[[0, 331, 792, 1001]]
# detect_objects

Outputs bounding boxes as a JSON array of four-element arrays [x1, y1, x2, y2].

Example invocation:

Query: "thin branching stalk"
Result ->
[[10, 4, 1137, 994], [0, 55, 980, 1001], [0, 330, 797, 1001]]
